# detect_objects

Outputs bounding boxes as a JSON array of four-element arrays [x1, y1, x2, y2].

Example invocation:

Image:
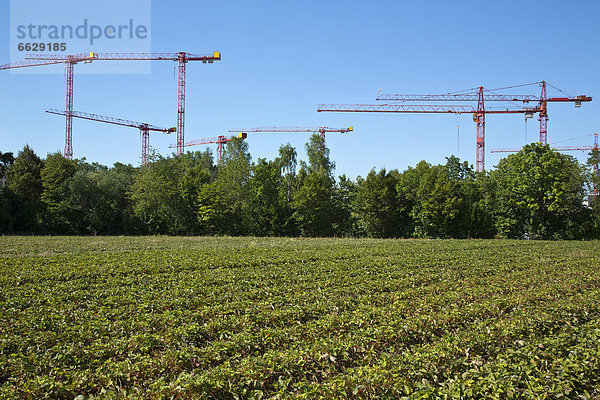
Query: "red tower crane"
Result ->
[[1, 53, 95, 158], [376, 81, 590, 146], [491, 133, 599, 196], [171, 133, 248, 164], [46, 109, 175, 165], [1, 51, 220, 158], [319, 90, 537, 172], [230, 126, 353, 156], [319, 82, 590, 172]]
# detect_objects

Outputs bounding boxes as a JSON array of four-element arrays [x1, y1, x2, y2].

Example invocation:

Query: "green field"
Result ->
[[1, 237, 599, 399]]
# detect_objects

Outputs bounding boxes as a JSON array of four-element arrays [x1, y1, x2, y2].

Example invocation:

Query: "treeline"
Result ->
[[1, 134, 599, 239]]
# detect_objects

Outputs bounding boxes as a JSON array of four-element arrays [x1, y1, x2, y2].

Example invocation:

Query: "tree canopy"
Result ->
[[489, 143, 588, 239], [1, 140, 597, 239]]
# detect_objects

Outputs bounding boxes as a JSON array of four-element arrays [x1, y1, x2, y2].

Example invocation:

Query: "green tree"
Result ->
[[0, 151, 16, 233], [130, 155, 174, 234], [407, 163, 460, 238], [397, 157, 491, 238], [131, 151, 213, 234], [586, 147, 600, 237], [587, 147, 599, 202], [0, 151, 14, 183], [304, 134, 335, 175], [355, 168, 404, 238], [274, 144, 299, 236], [0, 190, 12, 233], [336, 174, 358, 237], [40, 152, 78, 233], [197, 138, 252, 235], [490, 143, 587, 239], [246, 158, 283, 236], [277, 144, 298, 202], [443, 156, 494, 238], [5, 146, 43, 232], [175, 151, 215, 233], [293, 168, 337, 236], [70, 162, 138, 234], [293, 135, 339, 237]]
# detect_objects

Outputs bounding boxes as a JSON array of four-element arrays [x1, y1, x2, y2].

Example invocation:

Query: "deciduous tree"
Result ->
[[197, 138, 252, 235], [355, 168, 404, 238], [489, 143, 587, 239], [6, 146, 43, 232], [40, 152, 78, 233]]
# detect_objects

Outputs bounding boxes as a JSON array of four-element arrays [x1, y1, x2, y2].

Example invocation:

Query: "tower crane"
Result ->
[[491, 133, 599, 196], [376, 81, 591, 146], [230, 126, 352, 155], [2, 53, 95, 159], [230, 126, 353, 140], [1, 51, 221, 158], [46, 109, 175, 166], [171, 133, 247, 164], [318, 82, 591, 172], [319, 89, 536, 172]]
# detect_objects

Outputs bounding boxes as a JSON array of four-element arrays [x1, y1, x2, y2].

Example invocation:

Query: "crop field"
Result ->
[[1, 237, 600, 399]]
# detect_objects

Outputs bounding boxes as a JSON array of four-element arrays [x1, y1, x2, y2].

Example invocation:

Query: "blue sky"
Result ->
[[1, 0, 599, 178]]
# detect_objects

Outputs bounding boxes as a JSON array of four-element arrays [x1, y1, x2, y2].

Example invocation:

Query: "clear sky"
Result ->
[[1, 0, 599, 178]]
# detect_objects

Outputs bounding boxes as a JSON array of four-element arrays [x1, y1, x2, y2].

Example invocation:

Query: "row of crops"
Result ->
[[1, 237, 599, 398]]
